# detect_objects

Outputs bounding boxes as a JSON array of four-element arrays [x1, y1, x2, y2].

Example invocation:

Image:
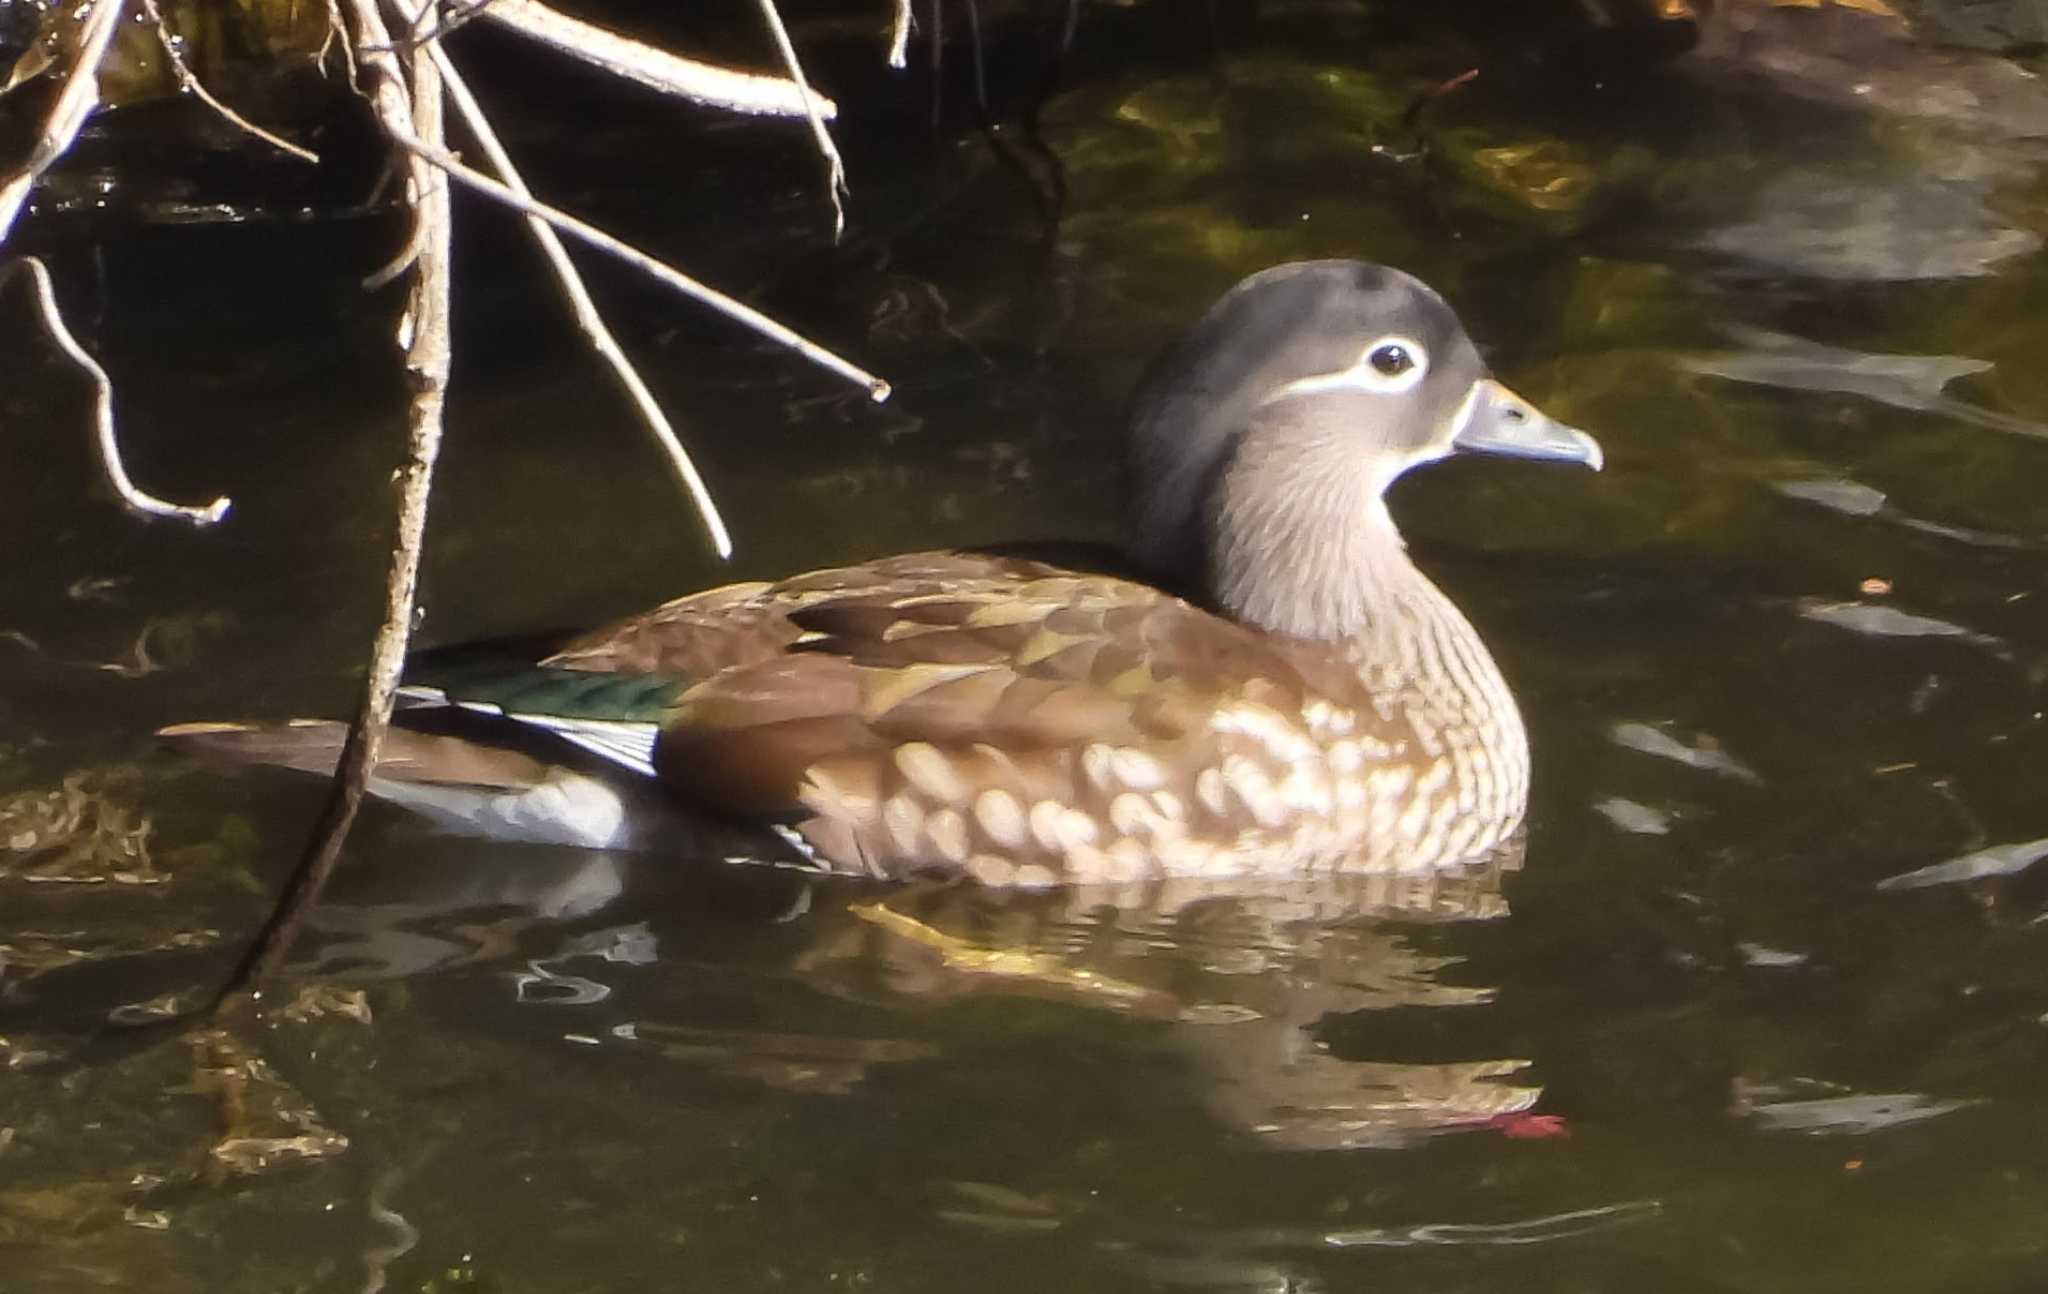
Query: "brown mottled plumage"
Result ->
[[542, 551, 1522, 883], [163, 261, 1600, 884]]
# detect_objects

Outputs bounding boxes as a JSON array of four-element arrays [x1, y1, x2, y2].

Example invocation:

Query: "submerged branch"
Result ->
[[426, 36, 734, 556], [0, 0, 125, 243], [473, 0, 837, 120], [380, 121, 890, 399], [215, 0, 453, 1010], [1, 258, 231, 526], [752, 0, 848, 238], [138, 0, 321, 165]]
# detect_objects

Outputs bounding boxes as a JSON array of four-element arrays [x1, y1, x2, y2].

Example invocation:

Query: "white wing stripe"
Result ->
[[391, 683, 659, 777], [510, 714, 660, 777]]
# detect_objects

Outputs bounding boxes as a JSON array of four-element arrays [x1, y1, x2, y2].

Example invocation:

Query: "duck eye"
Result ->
[[1369, 343, 1414, 377]]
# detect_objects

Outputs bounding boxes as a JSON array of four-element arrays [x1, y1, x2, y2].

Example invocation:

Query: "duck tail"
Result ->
[[157, 720, 352, 777], [157, 719, 656, 848], [157, 719, 565, 790]]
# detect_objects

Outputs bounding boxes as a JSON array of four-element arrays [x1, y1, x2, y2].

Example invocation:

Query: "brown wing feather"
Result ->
[[542, 553, 1097, 678], [547, 583, 800, 677]]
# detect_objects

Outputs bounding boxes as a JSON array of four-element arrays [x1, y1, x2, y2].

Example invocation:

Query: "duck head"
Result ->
[[1125, 260, 1601, 640]]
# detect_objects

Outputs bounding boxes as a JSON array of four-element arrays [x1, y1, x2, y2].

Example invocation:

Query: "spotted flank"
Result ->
[[566, 544, 1532, 884]]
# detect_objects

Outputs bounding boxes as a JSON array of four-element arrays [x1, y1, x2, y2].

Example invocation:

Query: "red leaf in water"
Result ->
[[1487, 1113, 1571, 1140]]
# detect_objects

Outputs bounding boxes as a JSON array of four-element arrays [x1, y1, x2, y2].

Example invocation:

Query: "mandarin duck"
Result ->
[[165, 260, 1601, 886]]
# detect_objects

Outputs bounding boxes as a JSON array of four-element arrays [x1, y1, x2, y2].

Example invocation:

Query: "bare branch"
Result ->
[[0, 0, 125, 244], [422, 37, 734, 558], [379, 121, 890, 400], [887, 0, 913, 69], [216, 0, 454, 1007], [0, 257, 231, 526], [752, 0, 848, 238], [471, 0, 837, 120], [138, 0, 320, 164]]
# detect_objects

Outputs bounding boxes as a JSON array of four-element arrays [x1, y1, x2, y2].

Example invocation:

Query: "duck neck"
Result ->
[[1205, 432, 1524, 751]]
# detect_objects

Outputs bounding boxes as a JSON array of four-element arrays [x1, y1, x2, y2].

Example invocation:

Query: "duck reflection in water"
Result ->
[[296, 844, 1539, 1150]]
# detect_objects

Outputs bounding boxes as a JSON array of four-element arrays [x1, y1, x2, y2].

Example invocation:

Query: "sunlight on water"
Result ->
[[6, 3, 2048, 1290]]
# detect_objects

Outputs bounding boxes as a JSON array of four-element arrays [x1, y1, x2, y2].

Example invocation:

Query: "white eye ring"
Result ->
[[1353, 335, 1428, 393]]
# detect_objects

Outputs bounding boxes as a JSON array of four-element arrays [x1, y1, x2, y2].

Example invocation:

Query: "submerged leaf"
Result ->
[[1610, 722, 1762, 784], [1877, 836, 2048, 890], [1698, 170, 2040, 281], [1684, 327, 2048, 439], [1593, 797, 1674, 835], [1797, 599, 2004, 651], [188, 1028, 349, 1176], [1773, 477, 1889, 517], [1773, 476, 2031, 548], [1, 928, 220, 999], [1746, 1091, 1973, 1133], [275, 984, 373, 1025], [0, 771, 160, 886]]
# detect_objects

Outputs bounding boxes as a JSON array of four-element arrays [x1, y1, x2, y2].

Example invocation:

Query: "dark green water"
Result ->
[[8, 3, 2048, 1289]]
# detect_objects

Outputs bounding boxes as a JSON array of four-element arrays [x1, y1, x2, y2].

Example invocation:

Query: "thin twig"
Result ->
[[139, 0, 321, 164], [379, 121, 890, 399], [1401, 67, 1479, 135], [361, 204, 429, 289], [474, 0, 837, 120], [752, 0, 848, 239], [0, 0, 125, 244], [928, 0, 944, 127], [360, 0, 495, 52], [215, 0, 451, 1010], [887, 0, 913, 68], [418, 21, 734, 556], [961, 0, 988, 119], [0, 258, 231, 526], [324, 0, 359, 84]]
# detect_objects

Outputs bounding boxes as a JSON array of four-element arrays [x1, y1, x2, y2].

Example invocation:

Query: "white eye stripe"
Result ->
[[1261, 334, 1430, 403]]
